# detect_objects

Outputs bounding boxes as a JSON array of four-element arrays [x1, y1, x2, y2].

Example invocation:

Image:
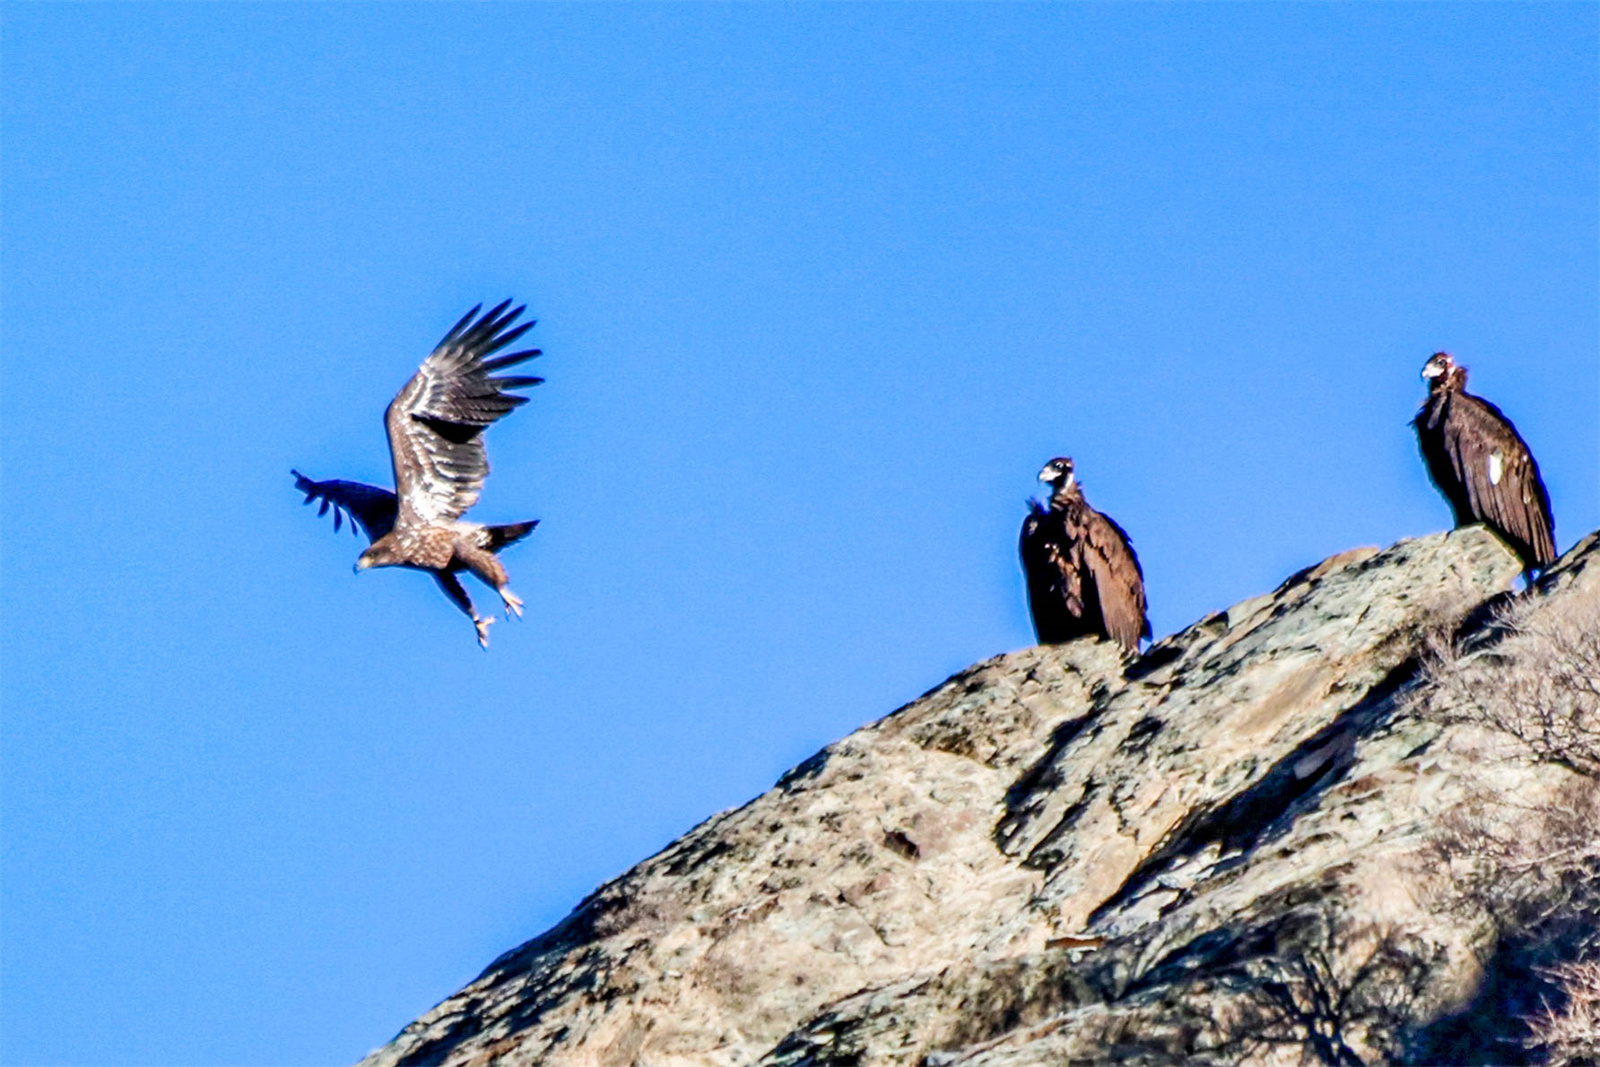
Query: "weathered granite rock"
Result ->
[[359, 526, 1599, 1067]]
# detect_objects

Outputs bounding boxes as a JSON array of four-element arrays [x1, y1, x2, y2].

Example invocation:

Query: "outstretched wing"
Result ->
[[1442, 393, 1556, 568], [1082, 510, 1151, 651], [386, 301, 543, 525], [292, 470, 398, 543]]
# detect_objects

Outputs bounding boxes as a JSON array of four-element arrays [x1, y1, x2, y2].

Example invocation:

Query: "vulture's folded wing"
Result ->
[[1083, 511, 1151, 650], [1445, 395, 1557, 567], [385, 301, 543, 525]]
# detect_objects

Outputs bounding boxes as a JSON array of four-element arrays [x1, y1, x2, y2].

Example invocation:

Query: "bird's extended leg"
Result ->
[[456, 543, 524, 621], [434, 571, 494, 649]]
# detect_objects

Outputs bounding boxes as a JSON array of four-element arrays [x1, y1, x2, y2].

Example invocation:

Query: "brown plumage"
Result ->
[[293, 301, 543, 647], [1413, 351, 1555, 575], [1020, 457, 1150, 653]]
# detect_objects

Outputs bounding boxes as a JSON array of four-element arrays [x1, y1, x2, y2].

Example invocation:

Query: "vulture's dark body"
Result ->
[[1020, 484, 1149, 654], [1413, 360, 1555, 574]]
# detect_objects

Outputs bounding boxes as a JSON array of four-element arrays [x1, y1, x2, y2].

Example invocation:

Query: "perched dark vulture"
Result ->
[[1413, 351, 1555, 575], [1020, 457, 1150, 653], [293, 300, 543, 647]]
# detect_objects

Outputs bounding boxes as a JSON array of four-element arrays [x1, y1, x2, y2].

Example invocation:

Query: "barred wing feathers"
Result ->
[[386, 301, 543, 525]]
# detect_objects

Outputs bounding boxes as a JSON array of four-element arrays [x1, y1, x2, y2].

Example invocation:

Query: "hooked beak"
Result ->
[[354, 558, 370, 574], [1039, 466, 1074, 488]]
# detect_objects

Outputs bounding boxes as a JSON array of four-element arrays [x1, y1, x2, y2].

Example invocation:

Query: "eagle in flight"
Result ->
[[293, 301, 543, 647], [1413, 351, 1556, 576], [1020, 457, 1150, 654]]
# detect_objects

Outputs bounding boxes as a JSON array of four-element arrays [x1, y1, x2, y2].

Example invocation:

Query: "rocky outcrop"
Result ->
[[359, 526, 1600, 1067]]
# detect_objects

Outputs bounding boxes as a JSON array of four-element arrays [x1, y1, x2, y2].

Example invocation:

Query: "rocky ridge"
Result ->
[[360, 526, 1600, 1066]]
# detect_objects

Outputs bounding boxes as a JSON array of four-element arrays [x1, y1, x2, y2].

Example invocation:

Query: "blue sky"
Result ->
[[2, 4, 1594, 1064]]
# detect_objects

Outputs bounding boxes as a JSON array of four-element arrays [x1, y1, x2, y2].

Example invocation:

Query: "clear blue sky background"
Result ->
[[3, 4, 1595, 1064]]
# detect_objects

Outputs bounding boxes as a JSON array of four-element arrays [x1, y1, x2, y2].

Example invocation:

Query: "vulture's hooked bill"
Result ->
[[293, 300, 543, 648], [1020, 457, 1150, 654], [1413, 352, 1555, 575]]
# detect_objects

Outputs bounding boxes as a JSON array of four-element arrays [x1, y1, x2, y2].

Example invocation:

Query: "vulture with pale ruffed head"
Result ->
[[1413, 351, 1555, 576], [1020, 457, 1150, 653]]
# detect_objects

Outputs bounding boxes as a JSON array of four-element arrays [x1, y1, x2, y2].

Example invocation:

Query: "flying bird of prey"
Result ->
[[1020, 457, 1150, 654], [293, 300, 543, 647], [1413, 351, 1555, 575]]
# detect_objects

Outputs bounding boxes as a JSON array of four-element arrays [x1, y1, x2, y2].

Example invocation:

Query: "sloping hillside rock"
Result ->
[[360, 526, 1597, 1067]]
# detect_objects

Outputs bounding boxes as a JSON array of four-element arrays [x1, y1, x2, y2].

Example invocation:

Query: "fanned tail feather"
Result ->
[[487, 520, 539, 552]]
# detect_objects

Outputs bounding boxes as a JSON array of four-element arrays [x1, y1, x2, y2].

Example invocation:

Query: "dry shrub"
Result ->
[[1526, 960, 1600, 1067], [1415, 586, 1600, 949], [1428, 776, 1600, 936], [1408, 774, 1600, 1066], [1415, 591, 1600, 777], [1410, 586, 1600, 1064], [1222, 920, 1441, 1066]]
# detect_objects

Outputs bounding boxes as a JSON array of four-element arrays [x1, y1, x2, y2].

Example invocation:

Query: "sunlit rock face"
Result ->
[[358, 525, 1599, 1067]]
